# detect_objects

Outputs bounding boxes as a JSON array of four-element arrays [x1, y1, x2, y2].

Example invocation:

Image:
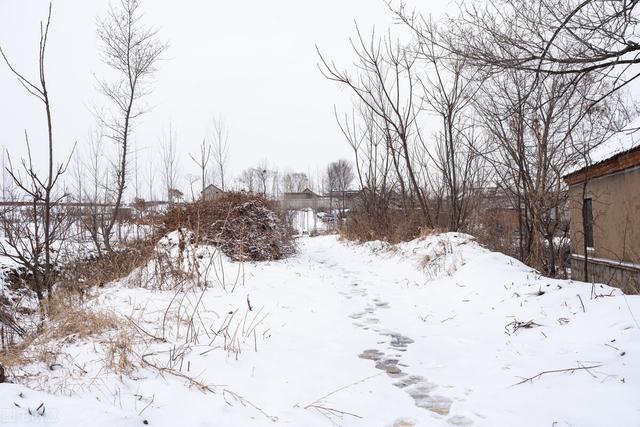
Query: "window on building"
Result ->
[[583, 198, 594, 248]]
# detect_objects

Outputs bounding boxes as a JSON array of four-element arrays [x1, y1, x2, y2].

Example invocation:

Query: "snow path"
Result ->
[[2, 234, 639, 426]]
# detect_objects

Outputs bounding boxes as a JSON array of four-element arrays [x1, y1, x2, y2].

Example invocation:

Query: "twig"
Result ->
[[142, 353, 277, 422], [126, 316, 166, 342], [303, 373, 382, 409], [577, 294, 586, 313], [306, 404, 362, 419], [577, 362, 599, 379], [512, 364, 602, 386], [137, 394, 155, 416], [505, 319, 540, 335], [441, 315, 456, 323], [141, 352, 215, 393], [222, 389, 278, 422], [621, 292, 640, 329]]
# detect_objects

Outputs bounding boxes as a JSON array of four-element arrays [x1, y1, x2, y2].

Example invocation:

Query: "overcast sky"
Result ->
[[0, 0, 450, 196]]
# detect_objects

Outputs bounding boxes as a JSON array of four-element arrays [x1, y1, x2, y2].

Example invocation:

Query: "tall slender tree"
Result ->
[[97, 0, 167, 252]]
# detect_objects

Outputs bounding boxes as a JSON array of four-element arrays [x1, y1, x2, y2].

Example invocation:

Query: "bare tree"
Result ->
[[97, 0, 167, 252], [189, 139, 211, 195], [76, 129, 107, 256], [210, 116, 230, 191], [185, 173, 199, 201], [239, 161, 269, 196], [1, 145, 14, 200], [326, 159, 355, 216], [335, 105, 395, 227], [471, 67, 624, 275], [238, 168, 257, 193], [270, 168, 281, 199], [160, 123, 180, 202], [318, 25, 433, 226], [255, 165, 270, 197], [438, 0, 640, 96], [389, 2, 632, 274], [409, 22, 486, 231], [146, 152, 155, 201], [282, 172, 309, 193], [0, 4, 74, 304]]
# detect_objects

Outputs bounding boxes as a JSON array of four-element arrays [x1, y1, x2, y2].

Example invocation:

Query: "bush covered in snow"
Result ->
[[163, 192, 295, 261]]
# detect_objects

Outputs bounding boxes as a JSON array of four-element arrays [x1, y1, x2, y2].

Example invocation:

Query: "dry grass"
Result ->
[[104, 328, 136, 374], [418, 226, 443, 240], [59, 239, 156, 294], [45, 296, 120, 343], [0, 292, 121, 371], [340, 210, 430, 244]]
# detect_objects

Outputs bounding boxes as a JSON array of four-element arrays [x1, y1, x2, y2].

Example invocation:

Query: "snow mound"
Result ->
[[363, 232, 486, 280], [2, 233, 639, 426]]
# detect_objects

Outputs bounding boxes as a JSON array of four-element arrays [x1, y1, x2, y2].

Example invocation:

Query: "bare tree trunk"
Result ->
[[97, 0, 166, 253], [211, 116, 230, 191], [190, 139, 211, 198], [0, 4, 73, 304]]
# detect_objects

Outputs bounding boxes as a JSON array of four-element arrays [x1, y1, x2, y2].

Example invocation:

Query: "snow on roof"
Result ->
[[566, 117, 640, 176], [201, 183, 223, 193]]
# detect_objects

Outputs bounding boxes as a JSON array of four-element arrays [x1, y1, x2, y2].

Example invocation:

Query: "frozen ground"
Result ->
[[1, 233, 639, 426]]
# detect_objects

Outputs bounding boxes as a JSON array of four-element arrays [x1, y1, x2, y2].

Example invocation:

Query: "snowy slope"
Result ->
[[1, 233, 639, 426]]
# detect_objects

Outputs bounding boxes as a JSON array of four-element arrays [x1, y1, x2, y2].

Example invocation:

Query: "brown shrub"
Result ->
[[0, 292, 121, 370], [340, 209, 427, 244], [163, 192, 295, 261], [58, 239, 156, 294]]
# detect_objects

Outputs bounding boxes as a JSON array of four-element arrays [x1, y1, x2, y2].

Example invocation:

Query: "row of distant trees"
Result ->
[[0, 0, 357, 313], [0, 0, 167, 309], [318, 0, 635, 276], [235, 159, 353, 200]]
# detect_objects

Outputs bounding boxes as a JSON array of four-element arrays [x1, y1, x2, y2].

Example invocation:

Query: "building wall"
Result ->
[[568, 166, 640, 262], [568, 166, 640, 292], [570, 256, 639, 294], [202, 187, 223, 201], [281, 197, 331, 211]]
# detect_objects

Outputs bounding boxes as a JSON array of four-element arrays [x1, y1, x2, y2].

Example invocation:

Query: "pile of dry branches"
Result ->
[[163, 192, 295, 261]]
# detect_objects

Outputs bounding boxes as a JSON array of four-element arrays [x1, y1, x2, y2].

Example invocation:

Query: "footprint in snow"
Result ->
[[353, 299, 464, 421]]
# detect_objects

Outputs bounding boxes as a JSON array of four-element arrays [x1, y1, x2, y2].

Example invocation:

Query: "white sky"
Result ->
[[0, 0, 451, 196]]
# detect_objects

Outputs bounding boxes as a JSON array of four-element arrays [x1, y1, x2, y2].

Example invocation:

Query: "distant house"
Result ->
[[201, 184, 224, 201], [563, 128, 640, 293], [478, 186, 520, 245], [281, 188, 364, 212], [326, 190, 362, 212], [282, 188, 328, 210]]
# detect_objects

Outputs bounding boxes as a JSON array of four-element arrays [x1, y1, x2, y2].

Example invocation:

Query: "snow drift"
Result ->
[[0, 232, 638, 426]]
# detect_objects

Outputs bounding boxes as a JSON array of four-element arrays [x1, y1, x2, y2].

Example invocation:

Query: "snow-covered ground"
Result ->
[[2, 233, 639, 426]]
